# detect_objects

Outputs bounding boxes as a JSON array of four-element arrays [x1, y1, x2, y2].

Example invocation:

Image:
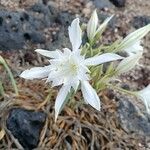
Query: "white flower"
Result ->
[[136, 85, 150, 114], [119, 24, 150, 55], [116, 52, 142, 75], [87, 10, 98, 41], [124, 40, 143, 56], [20, 18, 123, 121], [87, 10, 113, 42]]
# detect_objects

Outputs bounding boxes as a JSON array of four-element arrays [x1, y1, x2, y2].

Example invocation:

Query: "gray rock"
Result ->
[[46, 27, 71, 50], [6, 108, 46, 149], [117, 98, 150, 136], [131, 16, 150, 29], [55, 11, 75, 26], [109, 0, 126, 7], [92, 0, 114, 9], [0, 3, 57, 50]]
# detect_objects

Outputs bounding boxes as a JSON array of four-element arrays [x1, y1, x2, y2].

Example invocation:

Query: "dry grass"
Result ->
[[0, 80, 145, 150], [0, 0, 150, 149]]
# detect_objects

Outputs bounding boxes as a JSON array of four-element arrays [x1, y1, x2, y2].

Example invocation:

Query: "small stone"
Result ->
[[7, 108, 46, 149], [131, 16, 150, 29], [109, 0, 126, 7], [117, 98, 150, 136]]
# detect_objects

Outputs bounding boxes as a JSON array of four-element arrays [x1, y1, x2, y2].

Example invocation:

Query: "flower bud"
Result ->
[[116, 52, 142, 75], [119, 24, 150, 54], [95, 15, 113, 37], [87, 10, 98, 41], [124, 40, 143, 56]]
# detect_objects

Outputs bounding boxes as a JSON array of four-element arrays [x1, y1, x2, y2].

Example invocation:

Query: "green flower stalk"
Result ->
[[0, 55, 18, 96], [0, 80, 4, 97]]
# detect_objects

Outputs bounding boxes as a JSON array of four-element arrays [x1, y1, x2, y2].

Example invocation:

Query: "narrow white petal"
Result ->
[[138, 85, 150, 113], [139, 85, 150, 98], [20, 66, 50, 79], [124, 40, 143, 55], [81, 81, 101, 110], [51, 78, 63, 87], [95, 15, 113, 36], [68, 18, 82, 51], [63, 48, 72, 56], [120, 24, 150, 51], [35, 49, 61, 58], [72, 80, 80, 92], [84, 53, 123, 66], [123, 24, 150, 43], [55, 85, 71, 121], [116, 52, 142, 74], [87, 10, 98, 40]]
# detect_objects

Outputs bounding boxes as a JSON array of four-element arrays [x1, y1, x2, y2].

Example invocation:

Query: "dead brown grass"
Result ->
[[0, 80, 145, 150]]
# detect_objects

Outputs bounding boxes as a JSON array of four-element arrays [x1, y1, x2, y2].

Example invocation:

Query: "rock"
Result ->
[[109, 0, 126, 7], [0, 3, 57, 50], [92, 0, 114, 9], [46, 27, 71, 50], [131, 16, 150, 29], [55, 11, 75, 26], [117, 98, 150, 136], [6, 108, 46, 149]]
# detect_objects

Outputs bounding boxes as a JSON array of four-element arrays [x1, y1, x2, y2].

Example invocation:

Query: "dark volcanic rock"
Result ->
[[131, 16, 150, 29], [92, 0, 114, 9], [47, 27, 71, 50], [117, 98, 150, 136], [7, 108, 46, 149], [55, 11, 75, 26], [0, 3, 57, 50], [109, 0, 126, 7]]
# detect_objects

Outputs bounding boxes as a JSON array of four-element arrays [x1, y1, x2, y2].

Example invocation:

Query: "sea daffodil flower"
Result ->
[[119, 24, 150, 55], [20, 18, 123, 121], [116, 51, 142, 75], [136, 85, 150, 114], [123, 40, 143, 56]]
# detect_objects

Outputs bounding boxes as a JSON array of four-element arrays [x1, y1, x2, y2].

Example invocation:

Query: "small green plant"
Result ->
[[0, 55, 18, 96]]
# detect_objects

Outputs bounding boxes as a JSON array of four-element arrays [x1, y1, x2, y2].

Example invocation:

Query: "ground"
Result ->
[[0, 0, 150, 149]]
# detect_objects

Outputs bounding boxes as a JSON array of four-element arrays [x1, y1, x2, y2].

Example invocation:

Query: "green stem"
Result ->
[[107, 83, 137, 96], [0, 56, 19, 95], [0, 80, 5, 96]]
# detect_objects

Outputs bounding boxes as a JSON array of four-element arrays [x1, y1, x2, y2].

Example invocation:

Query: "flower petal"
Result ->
[[119, 24, 150, 51], [84, 53, 123, 66], [87, 10, 98, 41], [55, 85, 71, 121], [68, 18, 82, 51], [20, 66, 51, 79], [35, 49, 61, 58], [95, 15, 113, 36], [138, 85, 150, 114], [81, 81, 101, 111], [124, 40, 143, 56], [116, 52, 142, 75]]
